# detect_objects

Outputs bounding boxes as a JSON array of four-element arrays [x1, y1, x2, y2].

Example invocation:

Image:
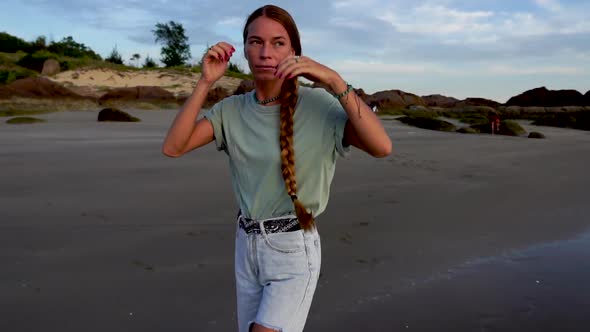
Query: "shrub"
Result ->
[[398, 116, 456, 132], [6, 116, 47, 124], [16, 50, 60, 72], [470, 120, 526, 136], [47, 36, 101, 59], [532, 112, 590, 131], [143, 55, 157, 68], [0, 68, 37, 84], [0, 32, 30, 53], [105, 46, 123, 65], [501, 120, 526, 136]]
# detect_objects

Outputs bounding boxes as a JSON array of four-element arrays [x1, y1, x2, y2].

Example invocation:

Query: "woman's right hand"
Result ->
[[200, 42, 235, 84]]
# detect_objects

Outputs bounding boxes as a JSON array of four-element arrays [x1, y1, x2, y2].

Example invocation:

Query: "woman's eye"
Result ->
[[274, 42, 284, 47]]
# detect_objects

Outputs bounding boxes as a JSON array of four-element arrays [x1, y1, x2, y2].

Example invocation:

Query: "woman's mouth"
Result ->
[[255, 65, 276, 71]]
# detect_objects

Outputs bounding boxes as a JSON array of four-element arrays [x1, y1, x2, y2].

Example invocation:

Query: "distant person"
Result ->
[[371, 104, 379, 113], [162, 4, 392, 332], [489, 111, 500, 134]]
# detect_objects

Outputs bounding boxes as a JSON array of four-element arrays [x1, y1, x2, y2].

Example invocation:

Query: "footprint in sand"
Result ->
[[132, 260, 155, 272]]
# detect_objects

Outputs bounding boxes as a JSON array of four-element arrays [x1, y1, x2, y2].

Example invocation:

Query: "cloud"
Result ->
[[330, 59, 454, 75], [378, 4, 494, 35], [534, 0, 562, 12], [486, 64, 582, 75]]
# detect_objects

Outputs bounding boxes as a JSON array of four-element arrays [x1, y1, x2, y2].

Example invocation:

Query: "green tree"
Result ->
[[143, 55, 157, 68], [152, 21, 191, 67], [31, 36, 47, 52], [0, 32, 30, 53], [130, 53, 141, 67], [105, 46, 123, 64], [47, 36, 101, 59]]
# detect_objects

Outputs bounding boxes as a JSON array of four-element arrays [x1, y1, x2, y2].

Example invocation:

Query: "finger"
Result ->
[[217, 42, 236, 61], [207, 43, 235, 62], [276, 56, 303, 79]]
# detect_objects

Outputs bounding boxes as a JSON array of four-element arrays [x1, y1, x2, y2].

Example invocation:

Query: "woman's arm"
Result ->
[[161, 42, 235, 158], [330, 78, 392, 157], [275, 55, 392, 158], [162, 80, 215, 157]]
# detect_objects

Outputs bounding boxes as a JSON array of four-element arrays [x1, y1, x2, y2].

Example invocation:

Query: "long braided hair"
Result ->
[[243, 5, 314, 230]]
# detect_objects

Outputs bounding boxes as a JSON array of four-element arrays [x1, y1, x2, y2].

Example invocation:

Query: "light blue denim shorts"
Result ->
[[234, 214, 321, 332]]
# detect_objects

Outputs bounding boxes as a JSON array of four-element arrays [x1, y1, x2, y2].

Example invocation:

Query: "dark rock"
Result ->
[[368, 89, 425, 110], [506, 87, 585, 107], [97, 108, 140, 122], [456, 127, 478, 134], [41, 59, 61, 76], [422, 94, 460, 107], [0, 77, 87, 99], [528, 132, 545, 139], [98, 86, 175, 103], [456, 98, 500, 108]]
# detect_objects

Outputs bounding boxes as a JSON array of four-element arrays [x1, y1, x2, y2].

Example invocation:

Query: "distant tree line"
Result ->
[[0, 33, 102, 59], [1, 23, 247, 74]]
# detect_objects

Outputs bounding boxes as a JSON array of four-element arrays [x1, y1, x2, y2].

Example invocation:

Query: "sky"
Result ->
[[1, 0, 589, 102]]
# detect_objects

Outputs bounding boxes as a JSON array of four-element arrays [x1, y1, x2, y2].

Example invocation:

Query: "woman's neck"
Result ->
[[254, 79, 283, 104]]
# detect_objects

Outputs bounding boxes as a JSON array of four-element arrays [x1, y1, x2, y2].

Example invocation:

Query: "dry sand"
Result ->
[[1, 110, 589, 331], [49, 68, 243, 97]]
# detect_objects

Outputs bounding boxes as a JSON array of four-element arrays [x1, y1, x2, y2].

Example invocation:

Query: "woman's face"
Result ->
[[245, 16, 295, 81]]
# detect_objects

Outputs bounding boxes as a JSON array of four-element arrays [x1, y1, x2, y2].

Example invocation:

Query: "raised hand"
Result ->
[[274, 55, 344, 93], [200, 42, 235, 84]]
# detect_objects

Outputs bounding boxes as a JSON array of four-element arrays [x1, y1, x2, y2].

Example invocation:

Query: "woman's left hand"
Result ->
[[274, 55, 343, 92]]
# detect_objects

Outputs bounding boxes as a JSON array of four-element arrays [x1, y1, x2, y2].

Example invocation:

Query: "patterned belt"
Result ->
[[237, 211, 301, 235]]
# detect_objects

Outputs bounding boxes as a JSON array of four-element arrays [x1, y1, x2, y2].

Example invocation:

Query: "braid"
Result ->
[[279, 78, 314, 231]]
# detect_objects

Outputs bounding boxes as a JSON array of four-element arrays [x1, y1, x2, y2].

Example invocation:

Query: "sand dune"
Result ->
[[49, 68, 243, 98]]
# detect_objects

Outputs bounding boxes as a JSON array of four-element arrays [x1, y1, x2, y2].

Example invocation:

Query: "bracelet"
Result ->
[[333, 83, 353, 99]]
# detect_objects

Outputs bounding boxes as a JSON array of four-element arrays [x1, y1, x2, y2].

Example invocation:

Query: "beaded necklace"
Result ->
[[254, 93, 280, 105]]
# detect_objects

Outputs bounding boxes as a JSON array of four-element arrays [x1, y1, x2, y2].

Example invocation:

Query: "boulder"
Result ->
[[41, 59, 61, 76], [203, 86, 230, 108], [0, 77, 86, 99], [456, 97, 500, 108], [422, 94, 459, 107], [97, 108, 140, 122], [506, 87, 585, 107], [368, 89, 425, 110], [234, 80, 255, 95], [528, 132, 546, 139], [98, 86, 175, 103]]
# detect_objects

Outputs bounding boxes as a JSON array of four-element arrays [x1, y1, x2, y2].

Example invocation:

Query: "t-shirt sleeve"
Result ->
[[326, 99, 351, 158], [203, 101, 228, 153]]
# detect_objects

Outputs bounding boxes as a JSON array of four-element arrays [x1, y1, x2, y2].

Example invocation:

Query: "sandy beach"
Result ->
[[1, 110, 589, 331]]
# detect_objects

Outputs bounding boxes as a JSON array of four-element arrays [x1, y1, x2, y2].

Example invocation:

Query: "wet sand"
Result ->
[[1, 110, 589, 331]]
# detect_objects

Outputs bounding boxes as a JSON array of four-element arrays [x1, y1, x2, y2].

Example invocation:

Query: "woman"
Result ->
[[162, 4, 392, 332]]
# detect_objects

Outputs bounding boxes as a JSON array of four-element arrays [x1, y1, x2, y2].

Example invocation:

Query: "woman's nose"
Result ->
[[259, 44, 271, 58]]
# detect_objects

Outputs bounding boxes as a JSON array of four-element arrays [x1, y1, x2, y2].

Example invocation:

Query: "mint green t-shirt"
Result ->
[[204, 86, 350, 220]]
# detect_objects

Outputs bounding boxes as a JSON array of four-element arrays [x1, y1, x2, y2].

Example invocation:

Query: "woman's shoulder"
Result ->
[[298, 85, 336, 106], [211, 91, 252, 114]]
